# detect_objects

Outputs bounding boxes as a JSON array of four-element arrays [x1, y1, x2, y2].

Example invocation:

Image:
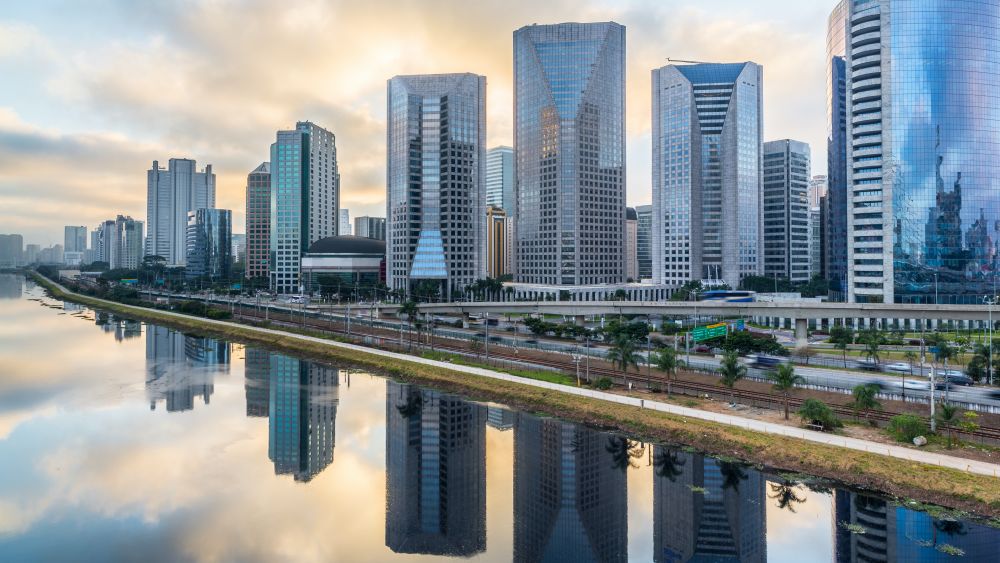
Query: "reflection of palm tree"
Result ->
[[932, 518, 967, 547], [768, 482, 807, 513], [605, 435, 645, 471], [395, 392, 423, 418], [719, 461, 749, 493], [653, 448, 686, 481]]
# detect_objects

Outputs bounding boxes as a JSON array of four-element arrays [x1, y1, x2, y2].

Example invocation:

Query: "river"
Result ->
[[0, 273, 997, 561]]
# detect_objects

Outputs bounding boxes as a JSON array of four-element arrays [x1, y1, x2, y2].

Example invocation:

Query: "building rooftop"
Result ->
[[306, 235, 386, 255]]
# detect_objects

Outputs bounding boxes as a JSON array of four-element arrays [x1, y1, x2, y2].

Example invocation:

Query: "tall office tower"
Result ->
[[652, 62, 764, 288], [24, 244, 40, 264], [827, 1, 849, 300], [513, 413, 627, 561], [809, 175, 828, 208], [231, 233, 246, 264], [269, 355, 338, 482], [146, 158, 215, 265], [185, 208, 232, 280], [244, 347, 271, 418], [636, 204, 652, 280], [385, 382, 486, 556], [96, 215, 144, 269], [245, 162, 271, 280], [88, 229, 100, 263], [625, 207, 638, 281], [485, 146, 514, 214], [386, 73, 486, 300], [652, 448, 766, 563], [338, 209, 351, 235], [270, 122, 341, 294], [0, 234, 24, 267], [840, 1, 1000, 304], [514, 22, 626, 286], [64, 226, 87, 253], [486, 206, 511, 278], [762, 139, 812, 283], [354, 216, 387, 241], [811, 206, 823, 279]]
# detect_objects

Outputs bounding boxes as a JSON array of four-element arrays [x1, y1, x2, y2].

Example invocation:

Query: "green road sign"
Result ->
[[692, 323, 728, 342]]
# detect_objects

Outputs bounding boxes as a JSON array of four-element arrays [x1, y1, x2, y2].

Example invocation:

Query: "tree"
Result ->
[[903, 350, 918, 377], [719, 350, 746, 404], [770, 364, 804, 420], [829, 325, 855, 367], [798, 399, 842, 431], [935, 402, 959, 448], [400, 300, 419, 348], [605, 436, 644, 471], [850, 383, 882, 424], [928, 335, 955, 401], [606, 334, 640, 388], [612, 288, 628, 301], [858, 327, 885, 366], [654, 347, 684, 397], [670, 280, 702, 302]]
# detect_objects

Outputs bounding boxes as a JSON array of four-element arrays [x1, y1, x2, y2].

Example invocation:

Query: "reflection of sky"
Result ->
[[1, 275, 997, 561]]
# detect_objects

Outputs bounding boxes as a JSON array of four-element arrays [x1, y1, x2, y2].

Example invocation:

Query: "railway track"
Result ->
[[216, 303, 1000, 443]]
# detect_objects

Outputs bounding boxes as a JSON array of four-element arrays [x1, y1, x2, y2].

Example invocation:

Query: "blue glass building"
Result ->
[[184, 208, 231, 281], [827, 1, 850, 300], [842, 0, 1000, 304]]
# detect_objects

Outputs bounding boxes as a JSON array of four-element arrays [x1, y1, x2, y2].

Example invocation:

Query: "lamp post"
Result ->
[[572, 352, 582, 387]]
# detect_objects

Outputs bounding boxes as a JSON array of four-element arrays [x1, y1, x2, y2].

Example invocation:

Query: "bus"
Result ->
[[698, 290, 756, 303]]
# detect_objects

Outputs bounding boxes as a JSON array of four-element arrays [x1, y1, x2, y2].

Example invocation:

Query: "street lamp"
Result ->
[[572, 352, 582, 387]]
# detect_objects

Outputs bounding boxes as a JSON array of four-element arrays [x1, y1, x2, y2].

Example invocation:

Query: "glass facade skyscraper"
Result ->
[[827, 1, 850, 300], [485, 146, 514, 215], [386, 73, 486, 300], [185, 208, 231, 280], [514, 22, 626, 286], [652, 62, 763, 288], [636, 204, 652, 280], [762, 139, 812, 283], [146, 158, 215, 266], [841, 0, 1000, 304]]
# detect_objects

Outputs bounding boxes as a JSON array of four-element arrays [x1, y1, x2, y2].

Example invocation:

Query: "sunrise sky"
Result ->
[[0, 0, 833, 245]]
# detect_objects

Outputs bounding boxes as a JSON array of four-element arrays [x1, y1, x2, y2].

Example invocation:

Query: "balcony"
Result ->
[[851, 19, 881, 37], [851, 54, 882, 71], [851, 31, 881, 49], [852, 100, 882, 113], [852, 111, 881, 126]]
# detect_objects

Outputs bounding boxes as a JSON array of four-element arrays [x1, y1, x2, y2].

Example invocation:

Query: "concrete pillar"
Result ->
[[574, 315, 586, 327], [462, 312, 471, 329], [795, 318, 808, 349]]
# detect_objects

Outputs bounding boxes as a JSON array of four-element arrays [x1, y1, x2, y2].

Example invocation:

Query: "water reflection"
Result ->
[[145, 325, 229, 412], [268, 354, 338, 482], [0, 273, 22, 299]]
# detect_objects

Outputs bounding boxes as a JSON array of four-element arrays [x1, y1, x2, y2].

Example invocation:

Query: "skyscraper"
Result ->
[[386, 73, 486, 300], [763, 139, 812, 283], [809, 175, 828, 208], [270, 122, 341, 294], [840, 1, 1000, 305], [0, 234, 23, 267], [96, 215, 144, 269], [826, 1, 849, 301], [636, 204, 652, 280], [652, 62, 763, 288], [485, 146, 514, 215], [245, 162, 271, 281], [514, 22, 626, 286], [354, 216, 386, 241], [486, 206, 511, 279], [185, 208, 232, 280], [625, 207, 638, 281], [338, 209, 351, 236], [146, 159, 215, 265], [64, 226, 87, 253]]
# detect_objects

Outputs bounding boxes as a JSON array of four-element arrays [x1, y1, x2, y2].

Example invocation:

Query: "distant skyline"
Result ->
[[0, 0, 830, 244]]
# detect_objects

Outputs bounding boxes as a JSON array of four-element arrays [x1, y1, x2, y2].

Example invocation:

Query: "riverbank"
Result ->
[[29, 272, 1000, 518]]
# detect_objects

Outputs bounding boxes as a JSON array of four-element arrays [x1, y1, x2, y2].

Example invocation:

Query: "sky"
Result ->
[[0, 0, 833, 246]]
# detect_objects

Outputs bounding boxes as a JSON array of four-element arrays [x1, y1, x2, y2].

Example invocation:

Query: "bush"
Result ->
[[205, 309, 232, 320], [595, 377, 613, 390], [798, 399, 842, 431], [887, 414, 928, 443]]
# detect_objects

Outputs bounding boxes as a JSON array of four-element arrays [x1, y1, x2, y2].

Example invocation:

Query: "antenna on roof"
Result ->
[[667, 58, 711, 65]]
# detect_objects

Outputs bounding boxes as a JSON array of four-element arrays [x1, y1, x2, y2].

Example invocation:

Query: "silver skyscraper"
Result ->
[[146, 159, 215, 266]]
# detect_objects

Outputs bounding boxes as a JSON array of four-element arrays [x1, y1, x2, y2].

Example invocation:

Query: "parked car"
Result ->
[[885, 362, 912, 374]]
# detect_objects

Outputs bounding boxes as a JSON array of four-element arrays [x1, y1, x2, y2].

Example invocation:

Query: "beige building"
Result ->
[[486, 207, 511, 279]]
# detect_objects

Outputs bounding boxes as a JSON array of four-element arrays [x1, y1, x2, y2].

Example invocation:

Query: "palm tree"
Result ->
[[829, 325, 855, 368], [653, 448, 686, 481], [719, 350, 746, 404], [850, 383, 882, 424], [770, 363, 804, 420], [936, 402, 960, 448], [400, 300, 419, 349], [859, 326, 884, 366], [903, 350, 918, 377], [654, 347, 684, 397], [605, 436, 644, 471], [768, 481, 807, 513], [606, 334, 640, 389]]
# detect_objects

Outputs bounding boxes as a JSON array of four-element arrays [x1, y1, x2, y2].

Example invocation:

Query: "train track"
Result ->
[[215, 302, 1000, 443]]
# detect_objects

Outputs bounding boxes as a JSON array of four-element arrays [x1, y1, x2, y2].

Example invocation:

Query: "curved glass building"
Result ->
[[842, 0, 1000, 304]]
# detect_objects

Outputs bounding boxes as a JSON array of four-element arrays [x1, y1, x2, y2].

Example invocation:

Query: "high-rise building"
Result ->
[[231, 233, 246, 264], [652, 62, 763, 289], [763, 139, 812, 283], [625, 207, 638, 281], [269, 355, 338, 482], [811, 206, 823, 279], [485, 146, 514, 215], [354, 216, 386, 241], [636, 204, 652, 281], [839, 1, 1000, 305], [514, 22, 626, 286], [809, 175, 828, 208], [96, 215, 144, 269], [386, 73, 486, 300], [826, 1, 849, 301], [146, 159, 215, 265], [37, 244, 63, 265], [64, 226, 87, 254], [245, 162, 271, 281], [486, 206, 511, 279], [24, 244, 40, 264], [338, 209, 352, 236], [386, 382, 486, 556], [185, 208, 232, 280], [270, 122, 341, 294], [0, 234, 23, 267]]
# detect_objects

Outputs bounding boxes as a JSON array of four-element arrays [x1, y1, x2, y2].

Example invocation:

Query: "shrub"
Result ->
[[205, 309, 232, 320], [798, 399, 842, 431], [595, 377, 613, 390], [887, 414, 929, 443]]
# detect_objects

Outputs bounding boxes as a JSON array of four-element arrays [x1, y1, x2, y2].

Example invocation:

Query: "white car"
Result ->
[[894, 379, 930, 391], [885, 362, 912, 374]]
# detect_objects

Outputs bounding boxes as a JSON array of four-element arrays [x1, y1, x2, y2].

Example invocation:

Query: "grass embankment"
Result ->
[[30, 272, 1000, 517]]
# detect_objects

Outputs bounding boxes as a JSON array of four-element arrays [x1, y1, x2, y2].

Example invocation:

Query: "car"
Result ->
[[938, 370, 974, 386], [855, 359, 881, 372], [694, 345, 711, 353], [885, 362, 912, 374], [895, 379, 931, 391]]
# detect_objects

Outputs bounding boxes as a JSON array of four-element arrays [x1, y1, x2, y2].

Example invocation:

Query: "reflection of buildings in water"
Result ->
[[513, 413, 628, 563], [0, 274, 22, 299], [244, 348, 271, 417], [652, 446, 765, 563], [145, 325, 229, 412], [486, 405, 514, 431], [268, 355, 338, 482], [385, 381, 486, 556], [114, 319, 142, 342], [833, 490, 896, 562], [62, 301, 85, 312]]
